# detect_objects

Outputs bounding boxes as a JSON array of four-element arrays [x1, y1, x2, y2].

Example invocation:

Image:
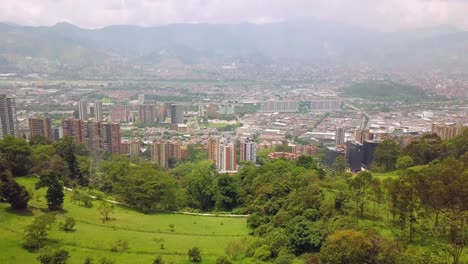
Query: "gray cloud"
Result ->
[[1, 0, 467, 30]]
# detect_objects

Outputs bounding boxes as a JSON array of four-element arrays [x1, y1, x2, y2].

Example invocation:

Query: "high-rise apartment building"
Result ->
[[0, 94, 18, 138], [355, 129, 374, 144], [61, 118, 120, 154], [78, 100, 102, 121], [335, 127, 345, 146], [94, 101, 103, 121], [431, 123, 465, 140], [207, 137, 237, 172], [170, 104, 185, 124], [138, 104, 158, 124], [259, 101, 299, 113], [28, 117, 53, 140], [120, 140, 141, 156], [240, 139, 257, 163], [346, 141, 363, 172], [110, 106, 131, 123], [151, 141, 189, 168], [78, 100, 88, 120], [61, 118, 83, 142], [309, 99, 342, 111], [219, 139, 236, 172]]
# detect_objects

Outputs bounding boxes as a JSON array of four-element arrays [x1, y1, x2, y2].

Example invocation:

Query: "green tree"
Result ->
[[332, 155, 348, 175], [188, 247, 202, 262], [22, 213, 56, 250], [403, 133, 442, 165], [36, 171, 64, 211], [396, 155, 414, 170], [0, 135, 32, 176], [113, 163, 177, 213], [348, 171, 373, 227], [37, 246, 69, 264], [374, 139, 400, 172], [98, 200, 115, 222], [0, 171, 31, 209], [53, 137, 84, 185], [214, 174, 240, 211], [29, 135, 53, 146], [296, 155, 318, 170], [287, 217, 323, 255], [369, 178, 383, 225], [186, 160, 216, 211], [318, 229, 378, 264], [31, 145, 70, 180]]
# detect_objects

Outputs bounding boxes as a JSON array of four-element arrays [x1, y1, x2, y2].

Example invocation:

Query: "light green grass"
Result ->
[[0, 177, 250, 264], [373, 165, 428, 180]]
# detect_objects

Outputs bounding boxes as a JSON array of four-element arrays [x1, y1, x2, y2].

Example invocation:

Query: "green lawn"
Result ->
[[0, 177, 250, 264], [373, 165, 428, 180]]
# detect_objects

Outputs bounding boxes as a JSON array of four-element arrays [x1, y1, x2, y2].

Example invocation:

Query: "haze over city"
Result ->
[[2, 0, 468, 30]]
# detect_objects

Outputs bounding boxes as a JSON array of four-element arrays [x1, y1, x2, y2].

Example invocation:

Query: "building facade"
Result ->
[[240, 139, 257, 163], [335, 127, 345, 146], [259, 101, 299, 113], [431, 123, 465, 140], [0, 94, 18, 138], [207, 137, 237, 172], [61, 118, 120, 154], [28, 117, 53, 140], [138, 104, 158, 124], [170, 104, 185, 124], [120, 140, 140, 156], [110, 106, 132, 123], [151, 141, 189, 168]]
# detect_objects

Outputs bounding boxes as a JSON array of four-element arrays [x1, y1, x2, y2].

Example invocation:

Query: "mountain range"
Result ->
[[1, 21, 467, 74]]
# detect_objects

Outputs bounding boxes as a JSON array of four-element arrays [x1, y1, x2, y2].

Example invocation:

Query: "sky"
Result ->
[[1, 0, 468, 30]]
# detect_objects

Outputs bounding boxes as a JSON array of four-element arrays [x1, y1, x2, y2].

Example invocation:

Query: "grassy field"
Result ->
[[0, 177, 250, 264], [373, 165, 428, 180]]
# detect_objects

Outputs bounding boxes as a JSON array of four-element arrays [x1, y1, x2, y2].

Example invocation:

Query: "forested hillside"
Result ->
[[0, 130, 467, 263]]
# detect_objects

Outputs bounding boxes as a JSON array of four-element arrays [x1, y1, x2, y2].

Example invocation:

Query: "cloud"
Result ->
[[0, 0, 467, 30]]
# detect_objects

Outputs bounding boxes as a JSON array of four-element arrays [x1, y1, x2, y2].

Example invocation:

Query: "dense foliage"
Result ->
[[0, 130, 466, 263]]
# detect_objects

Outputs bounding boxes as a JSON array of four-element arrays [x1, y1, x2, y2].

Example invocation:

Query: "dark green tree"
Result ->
[[37, 171, 64, 211], [186, 160, 216, 211], [53, 137, 84, 185], [188, 247, 202, 262], [214, 174, 240, 211], [332, 155, 348, 175], [29, 135, 53, 146], [0, 135, 32, 176], [286, 216, 323, 255], [37, 246, 69, 264], [374, 139, 400, 171], [0, 171, 31, 209]]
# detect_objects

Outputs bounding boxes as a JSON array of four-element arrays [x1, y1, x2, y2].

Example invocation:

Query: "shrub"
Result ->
[[253, 245, 271, 261], [61, 217, 75, 232], [225, 240, 245, 260], [99, 257, 115, 264], [188, 247, 202, 262], [37, 246, 69, 264], [110, 240, 129, 252], [216, 256, 232, 264], [153, 256, 165, 264]]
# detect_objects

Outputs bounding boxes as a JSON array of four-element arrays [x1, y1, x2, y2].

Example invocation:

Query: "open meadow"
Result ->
[[0, 177, 250, 264]]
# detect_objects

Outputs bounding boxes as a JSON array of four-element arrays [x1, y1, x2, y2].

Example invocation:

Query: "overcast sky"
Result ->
[[1, 0, 468, 30]]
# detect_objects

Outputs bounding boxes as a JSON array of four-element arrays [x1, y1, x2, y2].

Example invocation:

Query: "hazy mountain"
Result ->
[[0, 21, 467, 73]]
